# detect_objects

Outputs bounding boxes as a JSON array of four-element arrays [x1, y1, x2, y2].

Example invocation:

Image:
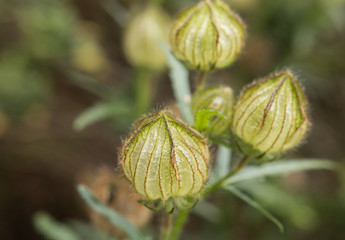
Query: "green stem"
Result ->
[[202, 155, 250, 197], [161, 212, 174, 240], [169, 210, 190, 240], [135, 69, 154, 117]]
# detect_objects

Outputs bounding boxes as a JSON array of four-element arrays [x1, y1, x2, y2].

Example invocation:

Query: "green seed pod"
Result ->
[[170, 0, 246, 71], [121, 111, 209, 201], [232, 70, 309, 160], [192, 86, 234, 136], [123, 4, 171, 71]]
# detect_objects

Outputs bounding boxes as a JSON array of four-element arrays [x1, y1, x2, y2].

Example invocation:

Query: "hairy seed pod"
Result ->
[[232, 70, 309, 160], [123, 4, 171, 71], [170, 0, 246, 71], [121, 111, 209, 201], [192, 86, 234, 136]]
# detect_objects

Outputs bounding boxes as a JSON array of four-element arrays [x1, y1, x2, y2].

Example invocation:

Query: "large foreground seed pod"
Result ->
[[170, 0, 246, 71], [123, 4, 171, 71], [121, 111, 209, 201], [232, 70, 309, 160], [192, 86, 234, 137]]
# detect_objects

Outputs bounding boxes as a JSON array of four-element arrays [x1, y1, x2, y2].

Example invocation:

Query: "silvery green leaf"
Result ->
[[226, 159, 337, 185], [77, 185, 145, 240], [33, 211, 80, 240], [73, 100, 130, 131], [160, 43, 193, 125], [68, 220, 116, 240]]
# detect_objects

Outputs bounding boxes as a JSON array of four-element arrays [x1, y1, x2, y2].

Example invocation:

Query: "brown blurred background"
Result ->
[[0, 0, 345, 239]]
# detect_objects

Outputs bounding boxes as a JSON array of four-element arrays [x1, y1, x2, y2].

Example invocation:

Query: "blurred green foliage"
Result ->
[[14, 0, 76, 59], [250, 0, 344, 58], [0, 0, 77, 120], [0, 50, 50, 117]]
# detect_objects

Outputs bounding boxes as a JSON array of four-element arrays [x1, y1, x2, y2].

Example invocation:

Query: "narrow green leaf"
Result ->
[[101, 0, 129, 27], [226, 159, 337, 185], [69, 220, 117, 240], [73, 102, 114, 131], [76, 185, 144, 240], [33, 211, 80, 240], [194, 109, 224, 132], [224, 186, 284, 232], [160, 43, 194, 125], [73, 100, 131, 131], [237, 182, 318, 230]]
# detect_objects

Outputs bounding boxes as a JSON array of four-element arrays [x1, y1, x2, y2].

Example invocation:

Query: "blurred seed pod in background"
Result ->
[[232, 70, 309, 160], [192, 86, 234, 137], [170, 0, 246, 71], [123, 4, 171, 71], [71, 21, 109, 75], [121, 111, 209, 203]]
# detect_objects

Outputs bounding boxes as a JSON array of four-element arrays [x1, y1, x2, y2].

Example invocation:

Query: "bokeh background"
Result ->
[[0, 0, 345, 239]]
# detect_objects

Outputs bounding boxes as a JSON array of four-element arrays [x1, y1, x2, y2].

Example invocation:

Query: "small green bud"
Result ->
[[232, 70, 309, 160], [192, 86, 234, 136], [121, 111, 209, 201], [170, 0, 246, 71], [123, 4, 171, 71]]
